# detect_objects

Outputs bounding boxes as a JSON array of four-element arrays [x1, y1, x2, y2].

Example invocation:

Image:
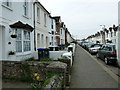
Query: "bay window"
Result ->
[[23, 31, 31, 51], [15, 29, 31, 53], [16, 29, 22, 52]]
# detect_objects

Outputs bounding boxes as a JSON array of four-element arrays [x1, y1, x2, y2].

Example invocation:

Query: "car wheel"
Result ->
[[105, 57, 109, 65], [96, 53, 99, 58]]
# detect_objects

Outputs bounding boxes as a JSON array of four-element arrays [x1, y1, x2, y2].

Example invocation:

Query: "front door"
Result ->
[[0, 26, 2, 60], [0, 26, 5, 60]]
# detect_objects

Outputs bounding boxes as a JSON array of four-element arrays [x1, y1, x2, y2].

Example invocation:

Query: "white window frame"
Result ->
[[15, 29, 22, 53], [37, 7, 40, 23], [61, 29, 62, 35], [2, 0, 12, 10], [15, 28, 31, 53], [23, 0, 28, 17], [23, 30, 31, 52], [114, 31, 116, 36], [41, 34, 44, 47], [44, 13, 47, 26], [51, 19, 53, 29], [2, 0, 11, 7]]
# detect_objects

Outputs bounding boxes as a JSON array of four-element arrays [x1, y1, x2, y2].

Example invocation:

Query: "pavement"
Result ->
[[70, 45, 119, 88]]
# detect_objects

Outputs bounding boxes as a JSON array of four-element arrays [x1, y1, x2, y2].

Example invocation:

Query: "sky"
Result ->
[[39, 0, 119, 39]]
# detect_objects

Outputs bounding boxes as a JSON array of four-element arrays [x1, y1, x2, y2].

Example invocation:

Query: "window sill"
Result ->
[[2, 4, 13, 11], [16, 51, 31, 56], [23, 15, 29, 19]]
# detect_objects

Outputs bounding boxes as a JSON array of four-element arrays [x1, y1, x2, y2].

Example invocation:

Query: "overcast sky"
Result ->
[[39, 0, 119, 39]]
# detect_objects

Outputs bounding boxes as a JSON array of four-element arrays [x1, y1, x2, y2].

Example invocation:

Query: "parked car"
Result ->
[[79, 41, 87, 47], [96, 44, 117, 65], [82, 42, 89, 49], [89, 44, 102, 54], [86, 42, 95, 51]]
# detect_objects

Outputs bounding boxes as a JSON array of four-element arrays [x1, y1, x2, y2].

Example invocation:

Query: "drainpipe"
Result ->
[[33, 2, 36, 51]]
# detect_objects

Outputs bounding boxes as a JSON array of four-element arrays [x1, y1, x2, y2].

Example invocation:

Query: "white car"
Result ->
[[89, 44, 102, 54]]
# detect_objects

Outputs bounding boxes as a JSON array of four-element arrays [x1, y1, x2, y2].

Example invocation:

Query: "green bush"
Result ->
[[20, 63, 33, 82], [42, 72, 61, 87], [40, 57, 53, 61], [57, 58, 69, 64]]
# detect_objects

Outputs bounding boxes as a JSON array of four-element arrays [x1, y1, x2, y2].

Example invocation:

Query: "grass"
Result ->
[[40, 57, 53, 61], [42, 78, 51, 87]]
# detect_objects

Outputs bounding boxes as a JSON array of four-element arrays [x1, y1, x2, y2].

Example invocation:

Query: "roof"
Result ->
[[34, 1, 50, 15], [9, 21, 33, 32], [52, 16, 61, 23]]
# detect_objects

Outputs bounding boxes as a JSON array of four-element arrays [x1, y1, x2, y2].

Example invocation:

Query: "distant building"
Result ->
[[52, 16, 61, 46], [60, 22, 66, 45], [86, 25, 118, 45], [49, 16, 57, 50]]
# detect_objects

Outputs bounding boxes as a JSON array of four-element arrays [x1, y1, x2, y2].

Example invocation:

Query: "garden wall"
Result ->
[[2, 60, 71, 88]]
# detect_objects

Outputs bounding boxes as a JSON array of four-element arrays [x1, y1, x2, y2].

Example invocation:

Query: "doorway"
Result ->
[[0, 26, 5, 60]]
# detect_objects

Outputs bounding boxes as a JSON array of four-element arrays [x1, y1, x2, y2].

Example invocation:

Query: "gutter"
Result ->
[[33, 2, 36, 51]]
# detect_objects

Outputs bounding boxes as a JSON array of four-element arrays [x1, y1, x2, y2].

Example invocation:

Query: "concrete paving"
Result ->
[[70, 45, 119, 88]]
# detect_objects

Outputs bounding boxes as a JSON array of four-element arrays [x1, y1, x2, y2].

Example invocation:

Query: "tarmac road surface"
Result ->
[[70, 45, 119, 88]]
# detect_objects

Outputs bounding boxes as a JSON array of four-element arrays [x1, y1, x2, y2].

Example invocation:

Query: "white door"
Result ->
[[0, 26, 2, 60], [0, 26, 5, 60]]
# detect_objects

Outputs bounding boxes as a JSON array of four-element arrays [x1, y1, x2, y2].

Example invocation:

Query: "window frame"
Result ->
[[44, 13, 47, 26], [2, 0, 12, 10], [37, 7, 40, 23], [2, 0, 12, 7], [51, 19, 53, 29], [23, 0, 29, 17], [15, 28, 31, 53], [114, 31, 116, 36], [23, 30, 31, 52], [15, 29, 22, 53]]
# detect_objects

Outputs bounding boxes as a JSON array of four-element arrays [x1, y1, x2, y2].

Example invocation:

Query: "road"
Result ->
[[70, 45, 119, 88]]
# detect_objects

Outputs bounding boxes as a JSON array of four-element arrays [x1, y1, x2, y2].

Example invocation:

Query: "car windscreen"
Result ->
[[105, 46, 112, 51], [94, 45, 101, 47]]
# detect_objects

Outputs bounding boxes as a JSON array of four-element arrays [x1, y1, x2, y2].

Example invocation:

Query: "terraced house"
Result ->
[[86, 25, 118, 45], [0, 0, 35, 61], [0, 0, 74, 61], [34, 0, 50, 50], [49, 16, 58, 51]]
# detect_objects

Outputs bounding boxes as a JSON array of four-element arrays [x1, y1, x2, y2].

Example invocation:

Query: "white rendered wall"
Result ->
[[117, 1, 120, 66], [35, 3, 50, 49], [0, 1, 35, 61]]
